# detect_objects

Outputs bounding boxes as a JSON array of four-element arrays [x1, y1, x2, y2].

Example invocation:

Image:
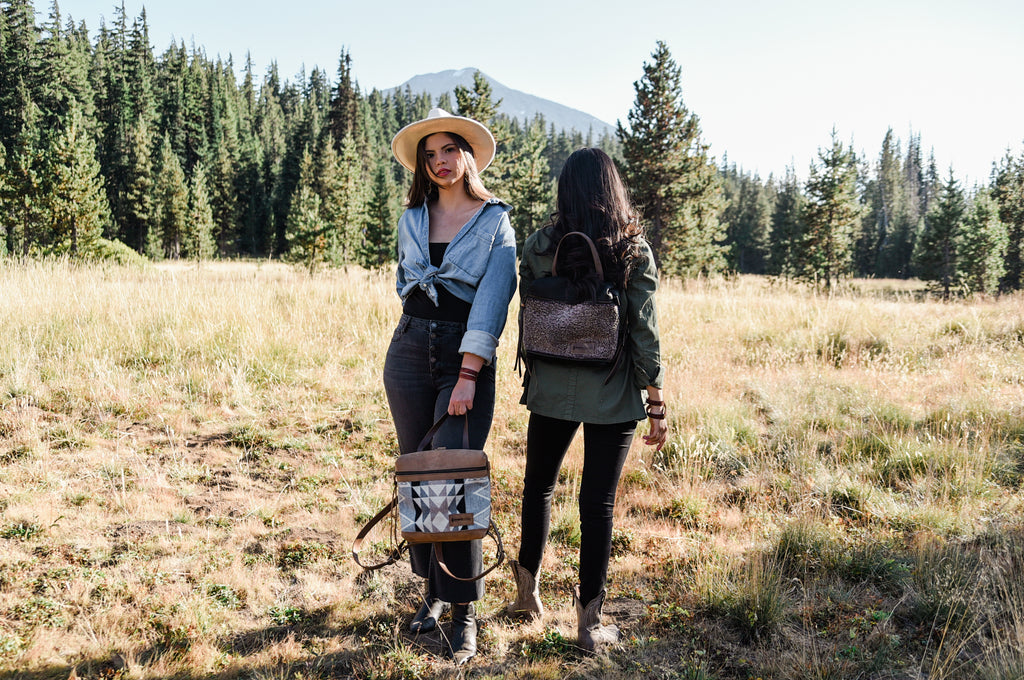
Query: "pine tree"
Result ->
[[912, 169, 964, 298], [360, 161, 397, 269], [120, 116, 155, 251], [992, 151, 1024, 291], [274, 71, 318, 257], [893, 132, 926, 277], [454, 70, 512, 196], [125, 9, 156, 125], [236, 132, 269, 256], [618, 41, 724, 276], [867, 128, 908, 277], [0, 141, 8, 256], [43, 102, 110, 255], [37, 1, 75, 128], [208, 141, 238, 256], [180, 45, 210, 172], [800, 130, 860, 289], [254, 62, 286, 256], [455, 70, 501, 122], [502, 115, 553, 249], [721, 163, 773, 274], [284, 149, 329, 273], [768, 166, 806, 277], [327, 131, 367, 264], [5, 98, 45, 256], [152, 132, 188, 259], [957, 189, 1007, 296], [0, 0, 40, 151], [184, 161, 215, 261], [327, 47, 359, 149], [92, 12, 133, 240]]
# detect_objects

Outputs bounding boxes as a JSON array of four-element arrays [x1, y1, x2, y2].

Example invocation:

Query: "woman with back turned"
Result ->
[[508, 147, 668, 652]]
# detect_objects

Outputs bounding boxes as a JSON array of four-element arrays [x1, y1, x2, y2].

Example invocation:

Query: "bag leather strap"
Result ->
[[433, 521, 506, 582], [552, 231, 604, 280], [415, 412, 470, 451], [351, 497, 407, 570]]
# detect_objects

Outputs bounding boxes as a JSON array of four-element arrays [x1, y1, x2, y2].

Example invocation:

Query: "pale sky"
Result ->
[[58, 0, 1024, 185]]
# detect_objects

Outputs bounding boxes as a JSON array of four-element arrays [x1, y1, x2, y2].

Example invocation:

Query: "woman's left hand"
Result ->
[[448, 379, 476, 416]]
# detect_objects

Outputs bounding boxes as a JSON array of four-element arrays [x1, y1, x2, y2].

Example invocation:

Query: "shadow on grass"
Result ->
[[0, 606, 512, 680]]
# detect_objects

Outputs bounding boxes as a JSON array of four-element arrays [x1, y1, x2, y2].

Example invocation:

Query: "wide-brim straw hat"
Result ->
[[391, 107, 496, 173]]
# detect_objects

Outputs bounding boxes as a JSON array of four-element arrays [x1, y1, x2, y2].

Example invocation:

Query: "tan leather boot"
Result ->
[[573, 587, 619, 653], [504, 559, 543, 621]]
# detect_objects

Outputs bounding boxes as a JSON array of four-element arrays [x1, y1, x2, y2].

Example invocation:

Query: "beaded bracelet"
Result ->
[[459, 367, 479, 382]]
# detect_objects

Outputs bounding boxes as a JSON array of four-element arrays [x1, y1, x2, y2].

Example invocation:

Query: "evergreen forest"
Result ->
[[2, 1, 1023, 293]]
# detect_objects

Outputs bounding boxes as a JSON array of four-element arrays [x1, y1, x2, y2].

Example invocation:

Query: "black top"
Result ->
[[402, 242, 473, 323]]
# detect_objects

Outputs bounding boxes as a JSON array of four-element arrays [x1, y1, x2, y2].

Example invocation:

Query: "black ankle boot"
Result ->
[[449, 602, 477, 665], [409, 597, 449, 634]]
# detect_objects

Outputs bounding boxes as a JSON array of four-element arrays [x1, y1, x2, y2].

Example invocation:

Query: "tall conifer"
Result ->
[[5, 98, 45, 256], [284, 149, 329, 272], [912, 170, 964, 298], [43, 102, 110, 255], [867, 129, 908, 277], [618, 41, 723, 276], [360, 161, 397, 269], [502, 115, 552, 249], [0, 141, 8, 256], [329, 131, 367, 264], [327, 47, 359, 149], [992, 151, 1024, 291], [957, 189, 1007, 295], [767, 166, 806, 277], [800, 130, 860, 289], [185, 161, 215, 261], [152, 132, 187, 259]]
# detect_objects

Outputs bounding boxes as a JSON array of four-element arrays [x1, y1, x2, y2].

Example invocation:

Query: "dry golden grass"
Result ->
[[1, 260, 1023, 679]]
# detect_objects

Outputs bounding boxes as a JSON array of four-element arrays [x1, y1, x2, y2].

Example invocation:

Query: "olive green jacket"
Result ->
[[518, 227, 664, 424]]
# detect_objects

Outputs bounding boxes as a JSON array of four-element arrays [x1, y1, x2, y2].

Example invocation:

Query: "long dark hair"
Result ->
[[405, 132, 494, 207], [543, 147, 644, 288]]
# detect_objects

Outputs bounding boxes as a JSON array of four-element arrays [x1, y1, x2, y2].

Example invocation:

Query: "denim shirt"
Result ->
[[395, 198, 517, 363]]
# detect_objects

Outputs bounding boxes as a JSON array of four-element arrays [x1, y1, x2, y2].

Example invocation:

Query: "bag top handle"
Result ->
[[415, 412, 470, 452], [552, 231, 604, 280]]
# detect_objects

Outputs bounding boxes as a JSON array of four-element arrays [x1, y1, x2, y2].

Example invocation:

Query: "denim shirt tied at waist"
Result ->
[[395, 198, 517, 364]]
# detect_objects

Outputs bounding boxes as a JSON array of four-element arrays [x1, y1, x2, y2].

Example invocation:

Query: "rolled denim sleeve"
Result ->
[[459, 211, 518, 363], [627, 242, 664, 389]]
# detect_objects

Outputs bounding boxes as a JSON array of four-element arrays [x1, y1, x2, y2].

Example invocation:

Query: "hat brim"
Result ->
[[391, 115, 496, 173]]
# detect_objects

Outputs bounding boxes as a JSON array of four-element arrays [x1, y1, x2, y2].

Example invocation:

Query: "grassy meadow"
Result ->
[[1, 260, 1023, 680]]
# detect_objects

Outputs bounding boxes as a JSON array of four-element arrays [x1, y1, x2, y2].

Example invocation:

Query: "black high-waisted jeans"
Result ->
[[517, 412, 636, 604], [382, 314, 495, 603]]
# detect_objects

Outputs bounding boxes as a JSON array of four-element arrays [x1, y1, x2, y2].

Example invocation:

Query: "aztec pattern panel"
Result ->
[[398, 477, 491, 535]]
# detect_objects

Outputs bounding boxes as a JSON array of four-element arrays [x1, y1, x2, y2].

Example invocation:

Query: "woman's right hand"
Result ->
[[643, 414, 668, 451]]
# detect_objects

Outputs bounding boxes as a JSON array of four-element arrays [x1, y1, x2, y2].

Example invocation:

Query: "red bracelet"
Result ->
[[459, 368, 479, 382]]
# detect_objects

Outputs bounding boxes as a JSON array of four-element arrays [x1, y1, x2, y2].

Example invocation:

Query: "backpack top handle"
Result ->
[[552, 231, 604, 280]]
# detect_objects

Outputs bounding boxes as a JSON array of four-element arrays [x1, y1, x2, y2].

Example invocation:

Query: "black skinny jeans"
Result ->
[[382, 315, 495, 604], [517, 412, 636, 604]]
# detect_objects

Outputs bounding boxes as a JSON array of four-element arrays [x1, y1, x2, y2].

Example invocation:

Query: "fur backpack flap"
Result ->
[[518, 231, 627, 381]]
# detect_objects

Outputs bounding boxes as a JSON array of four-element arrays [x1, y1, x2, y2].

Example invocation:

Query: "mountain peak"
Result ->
[[389, 69, 614, 136]]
